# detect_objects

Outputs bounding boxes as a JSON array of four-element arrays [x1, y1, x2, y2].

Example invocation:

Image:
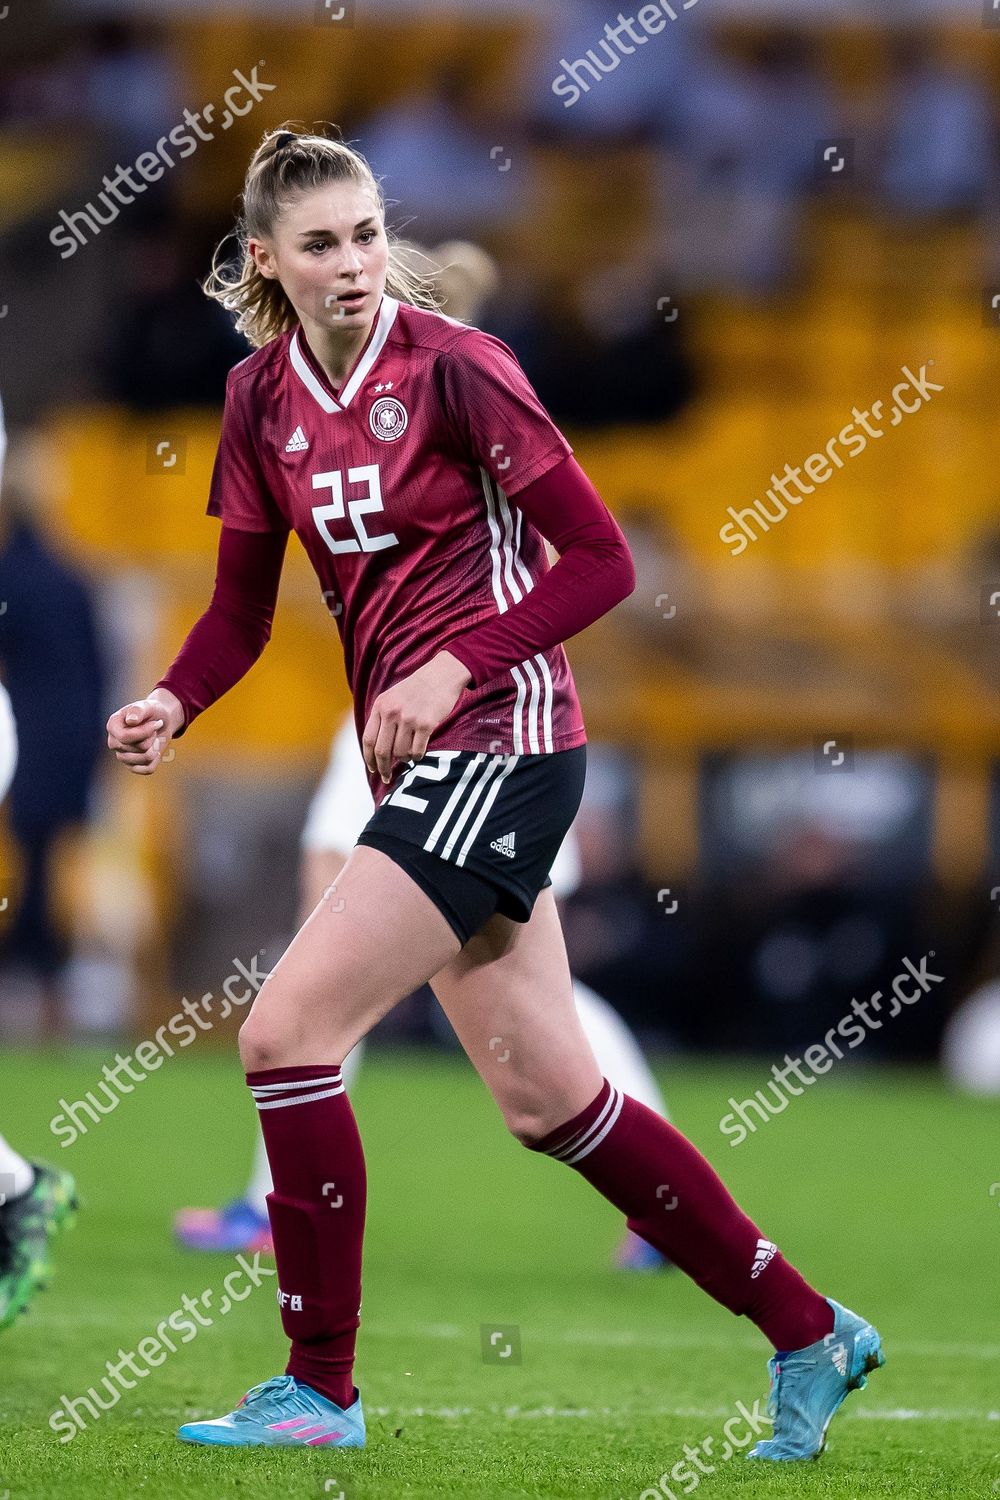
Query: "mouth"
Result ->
[[335, 289, 367, 308]]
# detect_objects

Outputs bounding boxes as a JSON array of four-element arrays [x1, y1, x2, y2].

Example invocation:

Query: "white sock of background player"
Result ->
[[0, 1135, 35, 1200], [570, 979, 669, 1119]]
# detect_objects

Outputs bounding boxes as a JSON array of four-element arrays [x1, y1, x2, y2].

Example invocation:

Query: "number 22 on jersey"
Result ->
[[311, 464, 398, 554]]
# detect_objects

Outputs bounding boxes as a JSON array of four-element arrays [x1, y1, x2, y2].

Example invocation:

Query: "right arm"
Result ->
[[107, 366, 290, 776], [106, 524, 287, 776]]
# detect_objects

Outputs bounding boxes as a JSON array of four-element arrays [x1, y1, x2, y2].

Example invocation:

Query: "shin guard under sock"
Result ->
[[247, 1064, 366, 1408]]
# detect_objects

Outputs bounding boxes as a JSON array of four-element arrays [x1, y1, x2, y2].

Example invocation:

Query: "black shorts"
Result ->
[[356, 744, 587, 947]]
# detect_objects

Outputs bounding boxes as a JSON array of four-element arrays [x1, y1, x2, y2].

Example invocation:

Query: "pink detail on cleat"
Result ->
[[307, 1431, 345, 1445], [269, 1417, 311, 1431]]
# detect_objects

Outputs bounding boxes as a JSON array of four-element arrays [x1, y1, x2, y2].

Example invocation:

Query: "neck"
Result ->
[[299, 300, 380, 389]]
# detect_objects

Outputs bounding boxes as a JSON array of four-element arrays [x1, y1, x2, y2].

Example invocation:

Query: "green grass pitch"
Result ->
[[1, 1047, 997, 1498]]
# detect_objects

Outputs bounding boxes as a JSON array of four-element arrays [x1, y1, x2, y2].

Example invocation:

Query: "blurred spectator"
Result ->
[[3, 20, 181, 157], [0, 416, 105, 1036], [528, 0, 696, 142], [943, 919, 1000, 1095], [432, 239, 501, 322], [880, 37, 995, 220], [493, 261, 695, 427], [357, 67, 533, 242], [663, 30, 835, 294], [99, 219, 247, 410], [693, 754, 936, 1053], [561, 745, 688, 1037]]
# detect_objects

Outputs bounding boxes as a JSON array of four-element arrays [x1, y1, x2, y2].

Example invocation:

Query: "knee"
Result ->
[[238, 1015, 288, 1073], [502, 1080, 600, 1150], [503, 1104, 563, 1151]]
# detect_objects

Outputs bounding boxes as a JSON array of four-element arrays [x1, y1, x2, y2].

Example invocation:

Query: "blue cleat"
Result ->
[[178, 1374, 365, 1448], [748, 1297, 885, 1461], [614, 1229, 672, 1272], [174, 1198, 273, 1255]]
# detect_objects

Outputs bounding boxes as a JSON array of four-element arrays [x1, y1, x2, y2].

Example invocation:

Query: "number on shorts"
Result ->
[[385, 751, 459, 813]]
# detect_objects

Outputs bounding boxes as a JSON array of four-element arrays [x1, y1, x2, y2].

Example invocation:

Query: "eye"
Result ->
[[357, 230, 376, 244], [307, 240, 328, 253]]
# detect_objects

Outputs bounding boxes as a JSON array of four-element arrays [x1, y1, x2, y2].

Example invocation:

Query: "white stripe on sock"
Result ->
[[548, 1092, 617, 1158], [253, 1085, 345, 1110], [564, 1088, 624, 1163], [549, 1085, 620, 1162], [250, 1073, 342, 1096]]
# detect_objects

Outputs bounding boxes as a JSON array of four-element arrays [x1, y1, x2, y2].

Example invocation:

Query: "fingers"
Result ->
[[372, 719, 400, 784], [361, 708, 378, 777], [107, 701, 165, 751], [410, 725, 430, 762], [114, 743, 163, 775], [363, 700, 429, 784], [107, 698, 170, 774]]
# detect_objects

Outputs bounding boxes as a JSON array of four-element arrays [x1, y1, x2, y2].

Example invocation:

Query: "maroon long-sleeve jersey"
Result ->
[[207, 296, 605, 774]]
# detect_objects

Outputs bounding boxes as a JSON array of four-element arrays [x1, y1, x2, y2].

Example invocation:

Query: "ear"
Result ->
[[249, 237, 279, 281]]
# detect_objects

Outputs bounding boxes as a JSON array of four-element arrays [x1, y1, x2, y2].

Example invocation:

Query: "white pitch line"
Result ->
[[22, 1403, 999, 1427], [856, 1408, 1000, 1422], [370, 1322, 1000, 1362], [362, 1404, 999, 1424]]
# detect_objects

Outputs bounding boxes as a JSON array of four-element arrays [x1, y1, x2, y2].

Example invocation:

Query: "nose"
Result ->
[[338, 242, 364, 278]]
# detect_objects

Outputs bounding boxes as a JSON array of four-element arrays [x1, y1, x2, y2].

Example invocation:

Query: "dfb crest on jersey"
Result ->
[[369, 395, 409, 443]]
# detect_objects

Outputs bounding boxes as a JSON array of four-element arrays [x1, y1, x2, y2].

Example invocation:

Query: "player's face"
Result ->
[[253, 182, 389, 331]]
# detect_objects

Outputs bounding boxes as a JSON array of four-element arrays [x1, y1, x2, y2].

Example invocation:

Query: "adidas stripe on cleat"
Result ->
[[747, 1297, 885, 1461], [177, 1374, 365, 1448]]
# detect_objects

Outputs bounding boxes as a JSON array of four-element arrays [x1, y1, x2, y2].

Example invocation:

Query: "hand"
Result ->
[[363, 651, 472, 784], [106, 689, 185, 776]]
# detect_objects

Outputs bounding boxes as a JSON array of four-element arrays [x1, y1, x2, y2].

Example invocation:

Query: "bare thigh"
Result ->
[[429, 886, 602, 1142], [239, 843, 462, 1071]]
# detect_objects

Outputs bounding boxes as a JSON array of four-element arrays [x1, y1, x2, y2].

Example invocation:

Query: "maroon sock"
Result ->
[[247, 1064, 366, 1409], [528, 1079, 833, 1352]]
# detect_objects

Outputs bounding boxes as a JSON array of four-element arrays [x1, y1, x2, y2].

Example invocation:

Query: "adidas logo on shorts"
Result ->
[[490, 831, 517, 859]]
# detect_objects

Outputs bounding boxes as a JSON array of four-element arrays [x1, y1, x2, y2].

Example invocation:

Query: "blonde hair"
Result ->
[[203, 123, 442, 349]]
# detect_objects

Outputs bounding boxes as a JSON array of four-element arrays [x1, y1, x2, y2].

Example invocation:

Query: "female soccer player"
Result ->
[[106, 125, 882, 1459]]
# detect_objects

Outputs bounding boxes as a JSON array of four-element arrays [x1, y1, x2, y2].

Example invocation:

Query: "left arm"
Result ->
[[440, 454, 635, 688], [363, 457, 634, 781]]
